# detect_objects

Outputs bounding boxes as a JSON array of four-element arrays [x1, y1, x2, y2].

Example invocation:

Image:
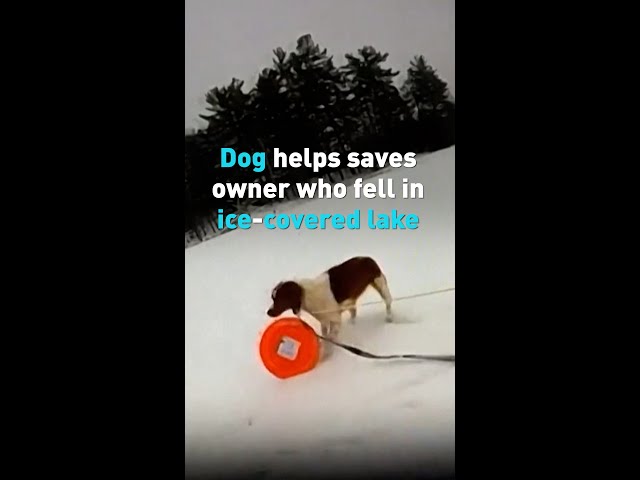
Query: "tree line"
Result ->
[[185, 34, 455, 243]]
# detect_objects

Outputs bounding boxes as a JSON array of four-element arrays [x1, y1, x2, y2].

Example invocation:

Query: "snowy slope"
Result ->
[[185, 146, 455, 478]]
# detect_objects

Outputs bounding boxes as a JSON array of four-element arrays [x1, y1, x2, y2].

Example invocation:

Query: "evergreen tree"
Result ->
[[200, 78, 254, 141], [281, 34, 349, 156], [198, 78, 277, 214], [252, 34, 352, 187], [401, 55, 455, 151], [341, 46, 411, 157], [342, 47, 406, 136], [252, 48, 295, 182], [253, 47, 290, 143], [402, 55, 450, 121]]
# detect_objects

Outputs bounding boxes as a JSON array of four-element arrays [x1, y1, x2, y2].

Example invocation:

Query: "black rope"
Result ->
[[292, 316, 455, 363], [317, 334, 455, 362]]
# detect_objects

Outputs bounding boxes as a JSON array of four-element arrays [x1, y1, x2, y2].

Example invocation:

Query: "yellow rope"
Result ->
[[306, 286, 455, 317]]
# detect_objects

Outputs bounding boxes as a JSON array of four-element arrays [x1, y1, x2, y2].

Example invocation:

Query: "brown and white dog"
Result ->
[[266, 256, 393, 341]]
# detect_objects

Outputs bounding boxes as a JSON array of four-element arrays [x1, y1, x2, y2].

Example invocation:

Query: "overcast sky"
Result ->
[[185, 0, 455, 130]]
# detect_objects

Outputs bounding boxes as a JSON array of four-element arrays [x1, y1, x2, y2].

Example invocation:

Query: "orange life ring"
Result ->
[[258, 316, 321, 379]]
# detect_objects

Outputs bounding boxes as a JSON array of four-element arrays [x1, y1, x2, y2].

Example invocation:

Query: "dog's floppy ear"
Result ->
[[290, 283, 302, 315], [280, 281, 302, 315]]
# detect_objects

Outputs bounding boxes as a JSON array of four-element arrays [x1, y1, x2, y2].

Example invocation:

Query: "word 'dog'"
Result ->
[[220, 148, 265, 173]]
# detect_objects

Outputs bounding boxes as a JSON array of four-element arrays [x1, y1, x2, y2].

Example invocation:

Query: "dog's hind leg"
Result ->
[[348, 305, 357, 324], [371, 274, 393, 322]]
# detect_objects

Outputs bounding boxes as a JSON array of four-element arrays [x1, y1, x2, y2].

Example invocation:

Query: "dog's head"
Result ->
[[267, 281, 303, 317]]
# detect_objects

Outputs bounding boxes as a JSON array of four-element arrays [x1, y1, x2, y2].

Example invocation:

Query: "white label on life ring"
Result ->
[[277, 336, 301, 360]]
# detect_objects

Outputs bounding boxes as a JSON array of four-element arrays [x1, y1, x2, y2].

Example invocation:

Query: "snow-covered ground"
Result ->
[[185, 146, 455, 478]]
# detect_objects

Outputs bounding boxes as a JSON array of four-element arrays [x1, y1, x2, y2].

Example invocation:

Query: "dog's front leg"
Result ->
[[318, 318, 335, 361], [316, 314, 341, 360], [328, 314, 343, 341], [321, 322, 330, 338]]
